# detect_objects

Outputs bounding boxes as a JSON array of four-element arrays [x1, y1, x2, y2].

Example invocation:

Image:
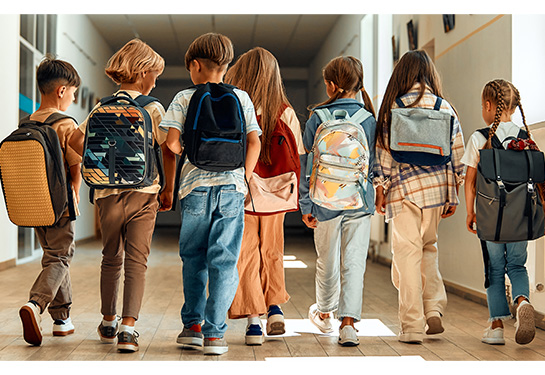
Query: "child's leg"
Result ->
[[504, 241, 530, 305], [96, 194, 126, 319], [420, 207, 447, 322], [121, 192, 160, 323], [314, 216, 342, 315], [484, 242, 512, 322], [259, 213, 290, 308], [337, 212, 371, 324], [202, 185, 245, 338], [179, 187, 213, 328], [228, 214, 267, 319], [29, 217, 76, 318]]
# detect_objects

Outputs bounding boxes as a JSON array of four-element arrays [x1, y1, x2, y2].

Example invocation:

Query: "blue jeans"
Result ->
[[485, 241, 529, 321], [179, 184, 245, 338]]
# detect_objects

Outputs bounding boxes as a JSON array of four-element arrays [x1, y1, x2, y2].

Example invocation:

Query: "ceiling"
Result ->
[[87, 14, 341, 69]]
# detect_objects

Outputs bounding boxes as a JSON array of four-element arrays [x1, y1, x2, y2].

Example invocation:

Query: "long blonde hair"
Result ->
[[481, 79, 530, 149], [225, 47, 292, 165], [309, 56, 376, 119], [105, 39, 164, 85]]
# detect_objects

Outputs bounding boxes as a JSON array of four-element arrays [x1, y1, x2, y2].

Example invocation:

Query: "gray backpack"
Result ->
[[475, 127, 545, 243]]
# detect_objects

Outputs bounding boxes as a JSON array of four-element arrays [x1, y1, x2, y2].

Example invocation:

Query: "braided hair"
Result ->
[[481, 79, 530, 149]]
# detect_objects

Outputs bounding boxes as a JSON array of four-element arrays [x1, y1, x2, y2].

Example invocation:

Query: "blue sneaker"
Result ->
[[267, 305, 285, 335], [245, 320, 264, 345]]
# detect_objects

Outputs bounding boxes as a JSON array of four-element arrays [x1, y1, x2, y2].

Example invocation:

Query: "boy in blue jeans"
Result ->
[[160, 32, 261, 355]]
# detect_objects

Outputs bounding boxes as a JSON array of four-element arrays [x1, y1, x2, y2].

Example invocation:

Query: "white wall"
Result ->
[[56, 15, 115, 241], [386, 15, 513, 295], [0, 15, 21, 265]]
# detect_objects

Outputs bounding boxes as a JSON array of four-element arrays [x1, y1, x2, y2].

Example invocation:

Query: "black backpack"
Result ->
[[181, 83, 246, 172], [0, 113, 76, 227], [82, 92, 165, 201]]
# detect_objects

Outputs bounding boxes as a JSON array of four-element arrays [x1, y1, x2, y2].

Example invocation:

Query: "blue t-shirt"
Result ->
[[299, 98, 377, 222]]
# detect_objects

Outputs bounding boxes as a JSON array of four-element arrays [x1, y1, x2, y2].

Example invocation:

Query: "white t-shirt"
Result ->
[[461, 121, 524, 168]]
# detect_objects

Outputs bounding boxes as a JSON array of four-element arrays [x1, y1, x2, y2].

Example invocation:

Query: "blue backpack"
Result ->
[[389, 96, 454, 166]]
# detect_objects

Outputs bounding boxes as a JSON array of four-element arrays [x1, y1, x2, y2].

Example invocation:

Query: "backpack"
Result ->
[[306, 107, 372, 211], [244, 104, 300, 215], [82, 92, 164, 200], [182, 83, 246, 172], [389, 96, 454, 166], [0, 113, 76, 227], [475, 127, 545, 243]]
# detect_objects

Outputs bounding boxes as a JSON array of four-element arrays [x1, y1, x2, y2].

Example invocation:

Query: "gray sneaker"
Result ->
[[203, 337, 228, 355], [97, 321, 118, 343], [176, 324, 204, 348], [117, 330, 139, 352]]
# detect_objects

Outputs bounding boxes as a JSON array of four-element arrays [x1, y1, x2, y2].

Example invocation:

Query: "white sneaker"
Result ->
[[308, 303, 333, 333], [398, 331, 423, 344], [338, 325, 359, 346], [481, 326, 505, 345], [53, 317, 75, 336], [19, 302, 43, 346], [515, 300, 535, 345]]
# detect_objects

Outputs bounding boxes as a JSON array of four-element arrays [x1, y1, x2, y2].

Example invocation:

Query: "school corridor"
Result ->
[[1, 10, 545, 369]]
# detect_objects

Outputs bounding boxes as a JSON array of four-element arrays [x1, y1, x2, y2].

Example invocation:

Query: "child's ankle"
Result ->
[[491, 319, 503, 329]]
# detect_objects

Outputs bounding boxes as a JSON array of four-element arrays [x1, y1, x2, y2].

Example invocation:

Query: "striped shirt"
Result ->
[[373, 84, 465, 221], [160, 87, 261, 200]]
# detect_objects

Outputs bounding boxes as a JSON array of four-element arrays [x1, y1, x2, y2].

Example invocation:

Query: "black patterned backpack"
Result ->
[[82, 92, 164, 200]]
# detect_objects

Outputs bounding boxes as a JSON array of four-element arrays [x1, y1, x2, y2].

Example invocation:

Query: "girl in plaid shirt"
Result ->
[[374, 50, 465, 344]]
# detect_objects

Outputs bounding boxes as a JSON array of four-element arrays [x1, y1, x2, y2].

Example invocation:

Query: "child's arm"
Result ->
[[245, 130, 261, 181], [159, 143, 176, 211], [166, 128, 183, 155], [70, 163, 82, 204], [465, 166, 478, 234], [68, 129, 85, 157]]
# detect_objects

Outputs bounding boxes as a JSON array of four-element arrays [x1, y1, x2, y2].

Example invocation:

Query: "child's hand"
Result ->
[[159, 190, 174, 212], [441, 205, 456, 218], [302, 214, 317, 229], [375, 187, 386, 215], [466, 213, 477, 234]]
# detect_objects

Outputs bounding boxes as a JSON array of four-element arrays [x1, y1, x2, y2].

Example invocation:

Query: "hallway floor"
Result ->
[[1, 226, 544, 365]]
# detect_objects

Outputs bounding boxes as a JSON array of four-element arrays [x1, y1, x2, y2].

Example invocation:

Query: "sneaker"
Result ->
[[117, 330, 139, 352], [97, 320, 118, 343], [308, 303, 333, 333], [481, 326, 505, 345], [53, 317, 75, 336], [203, 337, 228, 355], [267, 305, 285, 336], [176, 324, 204, 348], [515, 301, 535, 345], [19, 302, 42, 346], [245, 321, 264, 346], [425, 316, 444, 335], [398, 331, 423, 344], [338, 325, 359, 346]]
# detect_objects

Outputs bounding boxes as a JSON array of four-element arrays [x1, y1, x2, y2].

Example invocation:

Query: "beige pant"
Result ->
[[96, 191, 159, 320], [30, 217, 76, 320], [228, 213, 290, 319], [391, 200, 447, 334]]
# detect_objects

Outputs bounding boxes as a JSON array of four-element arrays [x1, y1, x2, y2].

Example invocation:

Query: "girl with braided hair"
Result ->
[[462, 79, 536, 345]]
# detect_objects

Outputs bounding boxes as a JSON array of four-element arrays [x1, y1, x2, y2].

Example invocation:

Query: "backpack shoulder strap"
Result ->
[[43, 112, 78, 126], [134, 95, 159, 108], [314, 108, 333, 123], [348, 108, 372, 125], [395, 97, 405, 108], [476, 127, 503, 149], [433, 97, 443, 110]]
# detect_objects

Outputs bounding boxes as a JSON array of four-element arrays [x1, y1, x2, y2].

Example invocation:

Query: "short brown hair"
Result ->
[[185, 33, 234, 71], [36, 54, 81, 95], [105, 38, 165, 85]]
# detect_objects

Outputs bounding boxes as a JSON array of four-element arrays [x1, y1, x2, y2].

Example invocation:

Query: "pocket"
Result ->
[[219, 188, 244, 218], [182, 190, 207, 216]]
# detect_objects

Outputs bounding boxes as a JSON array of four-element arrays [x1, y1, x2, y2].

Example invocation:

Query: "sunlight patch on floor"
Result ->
[[261, 318, 396, 338]]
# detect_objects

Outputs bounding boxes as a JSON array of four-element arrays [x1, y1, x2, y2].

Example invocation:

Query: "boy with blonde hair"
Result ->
[[19, 55, 82, 346], [160, 32, 261, 355]]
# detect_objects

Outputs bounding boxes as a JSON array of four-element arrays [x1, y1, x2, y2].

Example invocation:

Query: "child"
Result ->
[[374, 50, 465, 344], [299, 56, 376, 347], [18, 55, 82, 346], [160, 33, 261, 355], [225, 47, 305, 345], [68, 39, 176, 352], [462, 79, 536, 345]]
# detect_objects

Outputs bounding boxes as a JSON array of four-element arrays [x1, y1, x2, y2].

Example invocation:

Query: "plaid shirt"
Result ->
[[373, 84, 465, 221]]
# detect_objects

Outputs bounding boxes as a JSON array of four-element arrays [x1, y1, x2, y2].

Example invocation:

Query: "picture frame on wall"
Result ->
[[407, 20, 417, 50], [81, 87, 89, 109], [443, 14, 455, 33]]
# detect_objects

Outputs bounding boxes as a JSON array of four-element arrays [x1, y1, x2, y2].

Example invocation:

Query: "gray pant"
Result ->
[[30, 216, 76, 320], [313, 211, 371, 321]]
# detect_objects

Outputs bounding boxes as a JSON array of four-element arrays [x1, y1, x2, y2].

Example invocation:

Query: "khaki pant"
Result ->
[[30, 216, 76, 320], [229, 213, 289, 319], [391, 200, 447, 334], [96, 191, 159, 320]]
